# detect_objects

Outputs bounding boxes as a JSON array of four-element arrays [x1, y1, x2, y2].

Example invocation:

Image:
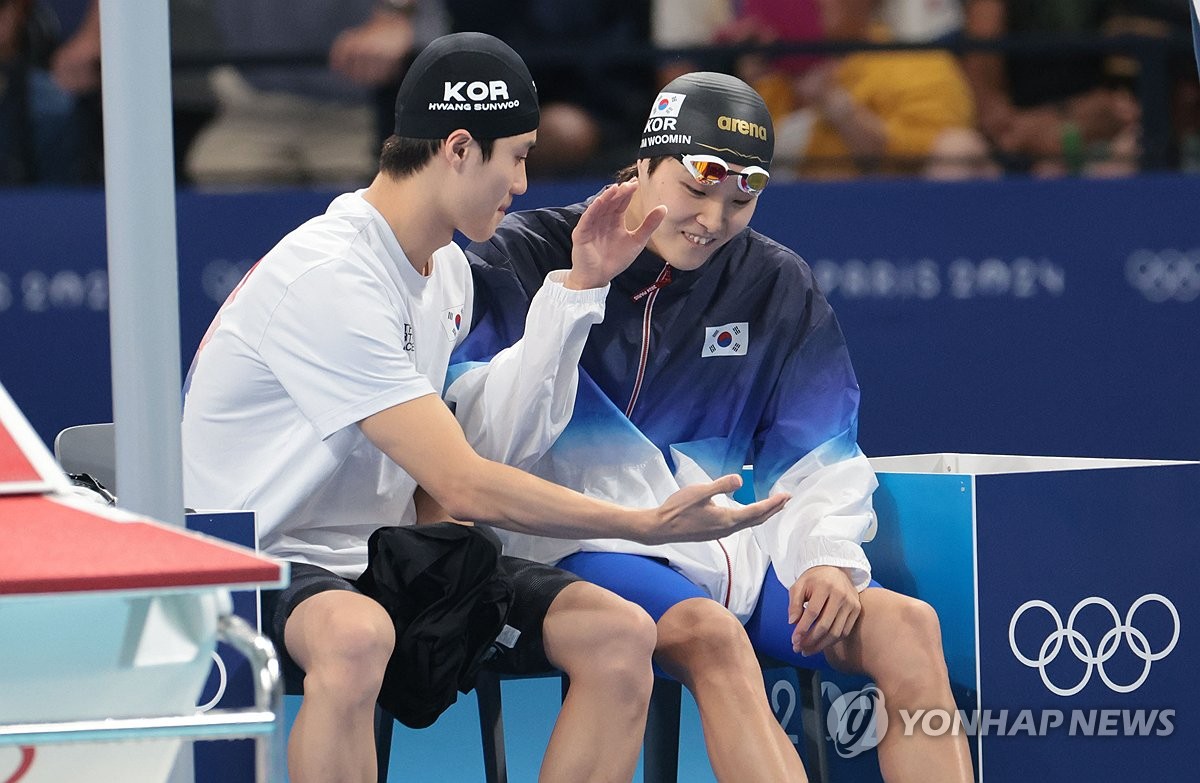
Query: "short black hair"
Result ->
[[615, 157, 668, 183], [379, 135, 496, 178]]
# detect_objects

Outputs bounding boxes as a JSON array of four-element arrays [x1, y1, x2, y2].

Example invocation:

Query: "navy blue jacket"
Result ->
[[455, 198, 864, 500]]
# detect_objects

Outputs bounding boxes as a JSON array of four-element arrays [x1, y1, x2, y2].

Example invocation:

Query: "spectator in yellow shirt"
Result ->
[[779, 0, 991, 178]]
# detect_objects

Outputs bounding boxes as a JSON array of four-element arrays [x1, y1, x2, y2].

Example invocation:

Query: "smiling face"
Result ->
[[628, 157, 761, 271], [454, 131, 536, 243]]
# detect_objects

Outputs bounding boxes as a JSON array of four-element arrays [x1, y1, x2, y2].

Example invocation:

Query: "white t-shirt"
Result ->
[[182, 190, 607, 577], [182, 191, 469, 576]]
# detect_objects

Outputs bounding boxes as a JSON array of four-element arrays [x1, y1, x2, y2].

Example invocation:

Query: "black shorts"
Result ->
[[260, 555, 579, 688], [486, 556, 580, 674]]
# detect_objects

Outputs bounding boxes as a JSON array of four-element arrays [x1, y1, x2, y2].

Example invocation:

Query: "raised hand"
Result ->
[[789, 565, 862, 655], [565, 179, 667, 290], [635, 474, 789, 545]]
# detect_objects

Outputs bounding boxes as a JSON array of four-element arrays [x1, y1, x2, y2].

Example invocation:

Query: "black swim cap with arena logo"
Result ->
[[639, 72, 773, 168], [394, 32, 540, 140]]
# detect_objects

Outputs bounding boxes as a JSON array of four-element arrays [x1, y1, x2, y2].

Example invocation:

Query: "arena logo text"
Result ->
[[717, 115, 768, 140]]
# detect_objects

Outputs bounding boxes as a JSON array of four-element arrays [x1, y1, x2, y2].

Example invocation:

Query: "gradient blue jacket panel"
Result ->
[[452, 196, 864, 499]]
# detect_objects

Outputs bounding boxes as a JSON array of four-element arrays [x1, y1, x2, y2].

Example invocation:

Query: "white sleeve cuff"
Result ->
[[783, 536, 873, 593], [543, 269, 610, 305]]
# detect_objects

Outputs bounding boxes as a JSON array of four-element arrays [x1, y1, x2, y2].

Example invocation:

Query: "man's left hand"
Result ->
[[789, 565, 861, 656]]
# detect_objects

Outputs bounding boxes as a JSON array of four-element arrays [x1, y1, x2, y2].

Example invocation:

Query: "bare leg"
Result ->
[[284, 590, 395, 783], [824, 588, 974, 783], [539, 582, 658, 782], [654, 598, 809, 783]]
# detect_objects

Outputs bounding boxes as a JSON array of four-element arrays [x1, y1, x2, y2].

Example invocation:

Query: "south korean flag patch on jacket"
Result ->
[[703, 322, 748, 357], [442, 305, 465, 342]]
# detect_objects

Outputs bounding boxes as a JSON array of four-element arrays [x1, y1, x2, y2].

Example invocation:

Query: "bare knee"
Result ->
[[656, 598, 754, 675], [545, 585, 656, 701], [871, 597, 947, 692], [321, 609, 395, 670], [578, 597, 658, 676], [893, 597, 943, 654], [287, 593, 394, 703], [591, 602, 658, 690]]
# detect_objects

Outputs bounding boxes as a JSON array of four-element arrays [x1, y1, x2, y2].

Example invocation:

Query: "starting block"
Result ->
[[0, 380, 286, 783]]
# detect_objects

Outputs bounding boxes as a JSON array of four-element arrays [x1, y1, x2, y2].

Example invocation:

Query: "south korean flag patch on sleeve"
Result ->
[[703, 322, 748, 357], [441, 304, 465, 341]]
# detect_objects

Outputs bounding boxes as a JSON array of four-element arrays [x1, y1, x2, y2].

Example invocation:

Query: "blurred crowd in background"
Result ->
[[2, 0, 1197, 187]]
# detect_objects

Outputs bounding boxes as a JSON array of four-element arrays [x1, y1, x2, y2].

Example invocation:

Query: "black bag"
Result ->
[[355, 522, 513, 728]]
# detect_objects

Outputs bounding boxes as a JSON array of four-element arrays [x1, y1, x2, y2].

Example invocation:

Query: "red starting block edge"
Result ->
[[0, 381, 70, 496], [0, 377, 287, 783]]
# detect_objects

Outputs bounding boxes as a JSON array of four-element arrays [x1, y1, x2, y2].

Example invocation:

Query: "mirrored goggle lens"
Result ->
[[681, 155, 769, 194], [688, 158, 731, 185], [738, 168, 770, 194]]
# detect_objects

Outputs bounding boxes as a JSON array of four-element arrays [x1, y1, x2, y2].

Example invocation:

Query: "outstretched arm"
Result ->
[[361, 393, 787, 544]]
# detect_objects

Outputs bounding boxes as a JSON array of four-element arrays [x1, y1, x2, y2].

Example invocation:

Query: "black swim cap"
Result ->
[[638, 72, 773, 168], [394, 32, 539, 140]]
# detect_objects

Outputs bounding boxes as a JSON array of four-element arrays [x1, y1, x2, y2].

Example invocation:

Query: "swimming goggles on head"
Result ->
[[676, 154, 770, 195]]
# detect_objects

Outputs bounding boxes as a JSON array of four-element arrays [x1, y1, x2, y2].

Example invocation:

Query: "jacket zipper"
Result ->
[[625, 264, 672, 417], [626, 263, 732, 607], [717, 540, 733, 608]]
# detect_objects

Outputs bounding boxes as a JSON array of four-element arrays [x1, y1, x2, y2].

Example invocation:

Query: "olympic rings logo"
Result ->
[[1008, 594, 1180, 697], [1125, 249, 1200, 302]]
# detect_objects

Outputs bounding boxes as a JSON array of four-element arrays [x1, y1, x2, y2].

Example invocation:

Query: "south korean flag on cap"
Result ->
[[650, 92, 686, 118], [441, 304, 465, 341], [703, 323, 748, 357]]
